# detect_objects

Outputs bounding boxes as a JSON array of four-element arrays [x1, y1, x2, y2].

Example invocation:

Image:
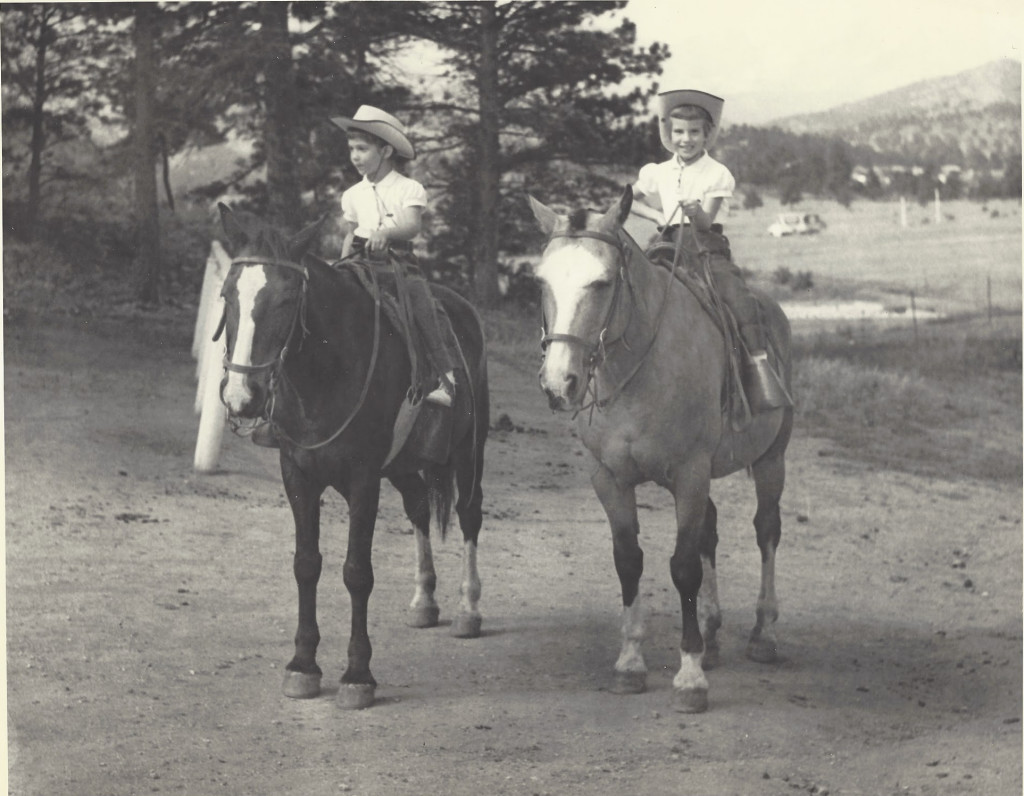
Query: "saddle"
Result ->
[[337, 254, 462, 465], [644, 243, 782, 432]]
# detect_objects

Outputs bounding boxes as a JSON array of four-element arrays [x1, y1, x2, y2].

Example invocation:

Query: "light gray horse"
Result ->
[[529, 186, 793, 713]]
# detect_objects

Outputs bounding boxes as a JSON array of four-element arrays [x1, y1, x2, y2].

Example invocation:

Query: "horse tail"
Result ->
[[425, 462, 456, 539]]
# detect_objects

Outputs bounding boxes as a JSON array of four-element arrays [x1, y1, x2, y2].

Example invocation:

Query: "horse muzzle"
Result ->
[[539, 361, 583, 411], [220, 370, 270, 418]]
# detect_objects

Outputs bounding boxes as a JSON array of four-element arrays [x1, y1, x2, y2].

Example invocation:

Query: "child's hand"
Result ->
[[367, 229, 389, 253], [679, 199, 702, 218]]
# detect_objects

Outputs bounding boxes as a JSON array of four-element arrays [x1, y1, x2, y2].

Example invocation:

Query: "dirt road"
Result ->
[[5, 314, 1021, 796]]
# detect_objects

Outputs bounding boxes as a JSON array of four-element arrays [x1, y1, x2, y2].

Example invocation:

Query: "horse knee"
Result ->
[[343, 559, 374, 596], [670, 548, 702, 596], [293, 551, 322, 582], [753, 504, 782, 553]]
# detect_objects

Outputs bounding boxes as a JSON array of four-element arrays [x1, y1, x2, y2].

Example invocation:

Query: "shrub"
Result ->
[[791, 270, 814, 291], [773, 267, 793, 285]]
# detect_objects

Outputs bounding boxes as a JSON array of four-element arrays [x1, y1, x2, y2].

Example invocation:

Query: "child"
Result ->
[[631, 89, 789, 411], [330, 105, 459, 408]]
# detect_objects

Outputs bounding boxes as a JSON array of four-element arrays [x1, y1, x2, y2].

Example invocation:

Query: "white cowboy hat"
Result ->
[[330, 105, 415, 160], [657, 89, 725, 152]]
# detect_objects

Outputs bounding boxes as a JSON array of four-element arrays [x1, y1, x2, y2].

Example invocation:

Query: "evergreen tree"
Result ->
[[1, 3, 120, 239], [395, 1, 668, 306]]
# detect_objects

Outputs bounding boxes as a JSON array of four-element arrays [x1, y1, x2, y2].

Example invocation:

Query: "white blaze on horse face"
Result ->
[[222, 267, 268, 412], [536, 244, 608, 396]]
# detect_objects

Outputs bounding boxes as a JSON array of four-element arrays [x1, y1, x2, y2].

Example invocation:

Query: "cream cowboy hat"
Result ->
[[658, 89, 725, 152], [330, 105, 415, 160]]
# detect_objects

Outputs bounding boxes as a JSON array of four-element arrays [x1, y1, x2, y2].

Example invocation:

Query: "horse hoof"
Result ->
[[451, 613, 482, 639], [407, 605, 440, 628], [746, 639, 778, 664], [674, 687, 709, 714], [282, 670, 322, 699], [702, 645, 720, 671], [611, 671, 647, 695], [337, 683, 375, 710]]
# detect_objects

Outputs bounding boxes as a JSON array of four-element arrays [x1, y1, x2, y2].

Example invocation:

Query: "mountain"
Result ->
[[768, 59, 1021, 167]]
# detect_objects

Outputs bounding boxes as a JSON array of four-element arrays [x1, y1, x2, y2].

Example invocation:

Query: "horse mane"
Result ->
[[568, 207, 590, 232], [248, 223, 292, 261]]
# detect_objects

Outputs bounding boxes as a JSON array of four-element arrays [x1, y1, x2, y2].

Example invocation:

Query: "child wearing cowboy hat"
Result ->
[[631, 89, 789, 411], [330, 105, 459, 407]]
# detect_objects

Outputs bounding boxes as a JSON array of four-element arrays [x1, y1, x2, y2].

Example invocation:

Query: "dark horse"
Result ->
[[216, 205, 489, 709], [529, 187, 793, 713]]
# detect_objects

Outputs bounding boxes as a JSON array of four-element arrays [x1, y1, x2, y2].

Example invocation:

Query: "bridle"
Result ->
[[540, 229, 632, 366], [539, 226, 682, 417], [220, 256, 382, 451], [220, 257, 309, 380]]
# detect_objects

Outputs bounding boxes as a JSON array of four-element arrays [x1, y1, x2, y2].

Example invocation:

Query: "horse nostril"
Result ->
[[565, 374, 578, 396]]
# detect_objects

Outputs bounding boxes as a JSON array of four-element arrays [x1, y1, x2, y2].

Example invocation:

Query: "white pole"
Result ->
[[193, 240, 232, 472], [194, 241, 232, 414], [193, 329, 227, 473], [934, 187, 941, 224]]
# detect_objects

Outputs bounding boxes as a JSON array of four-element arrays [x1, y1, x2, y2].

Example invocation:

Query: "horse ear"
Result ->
[[288, 215, 327, 260], [596, 185, 633, 234], [218, 203, 248, 250], [528, 195, 562, 236], [617, 185, 634, 225]]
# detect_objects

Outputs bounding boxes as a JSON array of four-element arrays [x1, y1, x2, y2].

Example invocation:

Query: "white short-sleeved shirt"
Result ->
[[635, 152, 735, 225], [340, 170, 427, 237]]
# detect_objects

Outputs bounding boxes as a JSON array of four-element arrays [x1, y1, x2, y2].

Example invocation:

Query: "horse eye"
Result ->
[[590, 280, 612, 290]]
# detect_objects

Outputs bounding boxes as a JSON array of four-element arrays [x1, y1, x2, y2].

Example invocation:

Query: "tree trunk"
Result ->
[[260, 1, 301, 233], [132, 3, 160, 306], [25, 7, 53, 242], [472, 2, 502, 308]]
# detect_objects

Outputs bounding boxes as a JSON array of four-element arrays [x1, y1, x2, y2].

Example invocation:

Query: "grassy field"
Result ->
[[725, 196, 1022, 316]]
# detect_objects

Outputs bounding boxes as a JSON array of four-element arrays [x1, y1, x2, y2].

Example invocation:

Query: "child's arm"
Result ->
[[629, 186, 664, 224], [367, 206, 423, 254], [339, 219, 357, 258]]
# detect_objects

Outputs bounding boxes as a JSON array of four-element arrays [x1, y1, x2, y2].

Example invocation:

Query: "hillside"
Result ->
[[771, 59, 1022, 167]]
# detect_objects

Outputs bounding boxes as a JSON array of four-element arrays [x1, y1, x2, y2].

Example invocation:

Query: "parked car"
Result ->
[[767, 212, 827, 237]]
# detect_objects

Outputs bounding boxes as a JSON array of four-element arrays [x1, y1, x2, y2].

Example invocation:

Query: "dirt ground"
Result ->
[[5, 312, 1022, 796]]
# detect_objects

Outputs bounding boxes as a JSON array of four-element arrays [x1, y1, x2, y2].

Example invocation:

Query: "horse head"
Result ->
[[528, 186, 632, 410], [217, 205, 324, 419]]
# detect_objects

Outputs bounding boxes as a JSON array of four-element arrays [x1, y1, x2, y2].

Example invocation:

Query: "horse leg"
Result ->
[[450, 427, 486, 639], [592, 465, 646, 695], [338, 475, 382, 709], [747, 450, 786, 663], [698, 497, 722, 670], [669, 463, 712, 713], [280, 457, 326, 699], [389, 473, 440, 629]]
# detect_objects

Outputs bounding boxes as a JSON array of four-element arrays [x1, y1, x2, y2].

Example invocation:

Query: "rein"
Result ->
[[225, 257, 382, 451], [541, 229, 632, 380], [541, 226, 685, 418]]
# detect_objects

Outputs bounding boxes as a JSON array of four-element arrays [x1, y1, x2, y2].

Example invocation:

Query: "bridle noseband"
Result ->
[[540, 224, 685, 417], [221, 255, 384, 451], [540, 229, 631, 366], [221, 257, 309, 380]]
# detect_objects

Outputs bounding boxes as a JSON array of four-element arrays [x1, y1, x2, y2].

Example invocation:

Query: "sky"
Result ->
[[616, 0, 1022, 124]]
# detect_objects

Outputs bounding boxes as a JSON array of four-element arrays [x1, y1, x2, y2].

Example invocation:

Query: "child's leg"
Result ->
[[704, 249, 790, 410], [405, 277, 460, 393], [706, 257, 766, 352]]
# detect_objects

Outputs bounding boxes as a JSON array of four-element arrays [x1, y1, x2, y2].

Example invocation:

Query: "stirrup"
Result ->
[[747, 352, 791, 411], [424, 371, 455, 407]]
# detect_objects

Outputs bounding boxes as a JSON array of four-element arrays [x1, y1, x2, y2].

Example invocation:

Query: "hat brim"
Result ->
[[657, 90, 724, 152], [330, 117, 415, 160]]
